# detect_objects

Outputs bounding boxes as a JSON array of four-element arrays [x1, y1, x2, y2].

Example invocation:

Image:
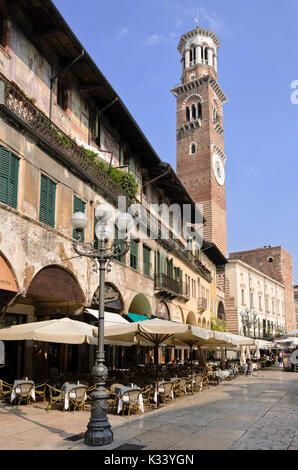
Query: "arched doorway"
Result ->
[[26, 265, 85, 317], [217, 301, 226, 321], [128, 293, 152, 319], [24, 265, 86, 382], [124, 294, 152, 366], [0, 253, 18, 309], [186, 311, 197, 326], [91, 282, 124, 313]]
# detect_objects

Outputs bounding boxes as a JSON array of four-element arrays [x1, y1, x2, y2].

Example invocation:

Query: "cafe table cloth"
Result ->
[[153, 380, 176, 403], [11, 380, 35, 403], [114, 385, 144, 414], [61, 383, 87, 410]]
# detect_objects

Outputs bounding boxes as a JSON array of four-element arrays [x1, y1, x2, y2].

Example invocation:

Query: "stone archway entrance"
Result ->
[[26, 265, 85, 317], [217, 301, 226, 321], [23, 266, 86, 382], [128, 293, 152, 319], [91, 282, 124, 313], [186, 311, 197, 326], [0, 253, 18, 310]]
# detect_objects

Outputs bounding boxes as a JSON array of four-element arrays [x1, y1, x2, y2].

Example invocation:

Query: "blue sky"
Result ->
[[53, 0, 298, 282]]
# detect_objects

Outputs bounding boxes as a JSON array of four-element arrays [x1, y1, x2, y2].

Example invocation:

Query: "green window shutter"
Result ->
[[0, 146, 19, 209], [167, 258, 174, 278], [130, 239, 138, 270], [128, 157, 135, 174], [73, 195, 86, 242], [39, 174, 56, 228], [143, 245, 151, 276], [160, 253, 167, 275]]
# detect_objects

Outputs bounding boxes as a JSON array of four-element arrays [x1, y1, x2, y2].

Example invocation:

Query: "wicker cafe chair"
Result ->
[[173, 379, 186, 399], [141, 384, 155, 411], [120, 389, 142, 416], [13, 382, 34, 406], [185, 377, 194, 394], [35, 383, 47, 403], [68, 385, 88, 411], [105, 388, 119, 413], [110, 383, 124, 393], [193, 374, 203, 392], [46, 385, 65, 411], [202, 374, 210, 389], [0, 380, 12, 402], [159, 382, 174, 404]]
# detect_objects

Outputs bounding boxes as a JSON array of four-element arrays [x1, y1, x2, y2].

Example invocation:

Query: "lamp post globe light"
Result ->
[[240, 308, 258, 376], [70, 205, 130, 446]]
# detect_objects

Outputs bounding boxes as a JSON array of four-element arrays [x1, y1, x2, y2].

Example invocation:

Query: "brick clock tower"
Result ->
[[172, 25, 228, 257]]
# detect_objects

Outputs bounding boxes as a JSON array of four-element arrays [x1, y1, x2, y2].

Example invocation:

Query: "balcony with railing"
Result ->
[[0, 72, 126, 202], [154, 273, 189, 300], [144, 208, 212, 283]]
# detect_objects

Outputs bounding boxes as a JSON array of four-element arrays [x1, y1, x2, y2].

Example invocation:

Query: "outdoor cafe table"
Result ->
[[113, 385, 144, 414], [11, 379, 35, 403], [61, 382, 87, 411], [153, 378, 183, 403]]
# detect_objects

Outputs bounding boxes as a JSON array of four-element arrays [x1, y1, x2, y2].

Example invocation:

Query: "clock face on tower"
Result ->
[[212, 153, 225, 186]]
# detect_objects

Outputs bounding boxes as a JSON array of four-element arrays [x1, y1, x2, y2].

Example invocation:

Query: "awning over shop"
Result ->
[[0, 255, 18, 307], [85, 309, 129, 325], [127, 313, 149, 322]]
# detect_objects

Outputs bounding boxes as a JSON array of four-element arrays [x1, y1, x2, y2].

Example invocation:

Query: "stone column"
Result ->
[[185, 50, 190, 69], [207, 48, 213, 66], [213, 54, 217, 71], [196, 45, 202, 64]]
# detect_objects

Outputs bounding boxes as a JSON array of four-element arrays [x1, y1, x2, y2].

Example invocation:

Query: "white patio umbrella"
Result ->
[[103, 318, 190, 402], [0, 317, 97, 344], [84, 308, 133, 346], [275, 337, 298, 348]]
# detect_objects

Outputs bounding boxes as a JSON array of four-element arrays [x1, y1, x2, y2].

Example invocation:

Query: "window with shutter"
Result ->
[[73, 195, 86, 241], [143, 245, 151, 276], [0, 146, 19, 209], [130, 239, 138, 270], [39, 174, 56, 227]]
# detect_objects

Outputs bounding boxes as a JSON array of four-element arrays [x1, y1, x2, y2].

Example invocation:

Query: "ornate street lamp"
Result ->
[[240, 307, 258, 376], [70, 204, 130, 446]]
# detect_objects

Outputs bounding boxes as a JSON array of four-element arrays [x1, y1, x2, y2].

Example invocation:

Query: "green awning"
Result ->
[[127, 313, 149, 322]]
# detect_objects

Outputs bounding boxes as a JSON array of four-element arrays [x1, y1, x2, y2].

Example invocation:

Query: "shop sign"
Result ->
[[171, 306, 183, 323], [155, 301, 169, 320]]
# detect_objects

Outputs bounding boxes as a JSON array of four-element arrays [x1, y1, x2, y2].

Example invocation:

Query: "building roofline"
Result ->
[[227, 258, 286, 289]]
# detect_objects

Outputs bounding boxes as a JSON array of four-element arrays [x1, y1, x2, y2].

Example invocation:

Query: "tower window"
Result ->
[[186, 106, 190, 121], [191, 104, 196, 120], [197, 102, 202, 119], [190, 143, 196, 155], [268, 257, 273, 263]]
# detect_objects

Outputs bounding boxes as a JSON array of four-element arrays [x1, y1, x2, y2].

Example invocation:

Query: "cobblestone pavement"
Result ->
[[0, 367, 297, 451]]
